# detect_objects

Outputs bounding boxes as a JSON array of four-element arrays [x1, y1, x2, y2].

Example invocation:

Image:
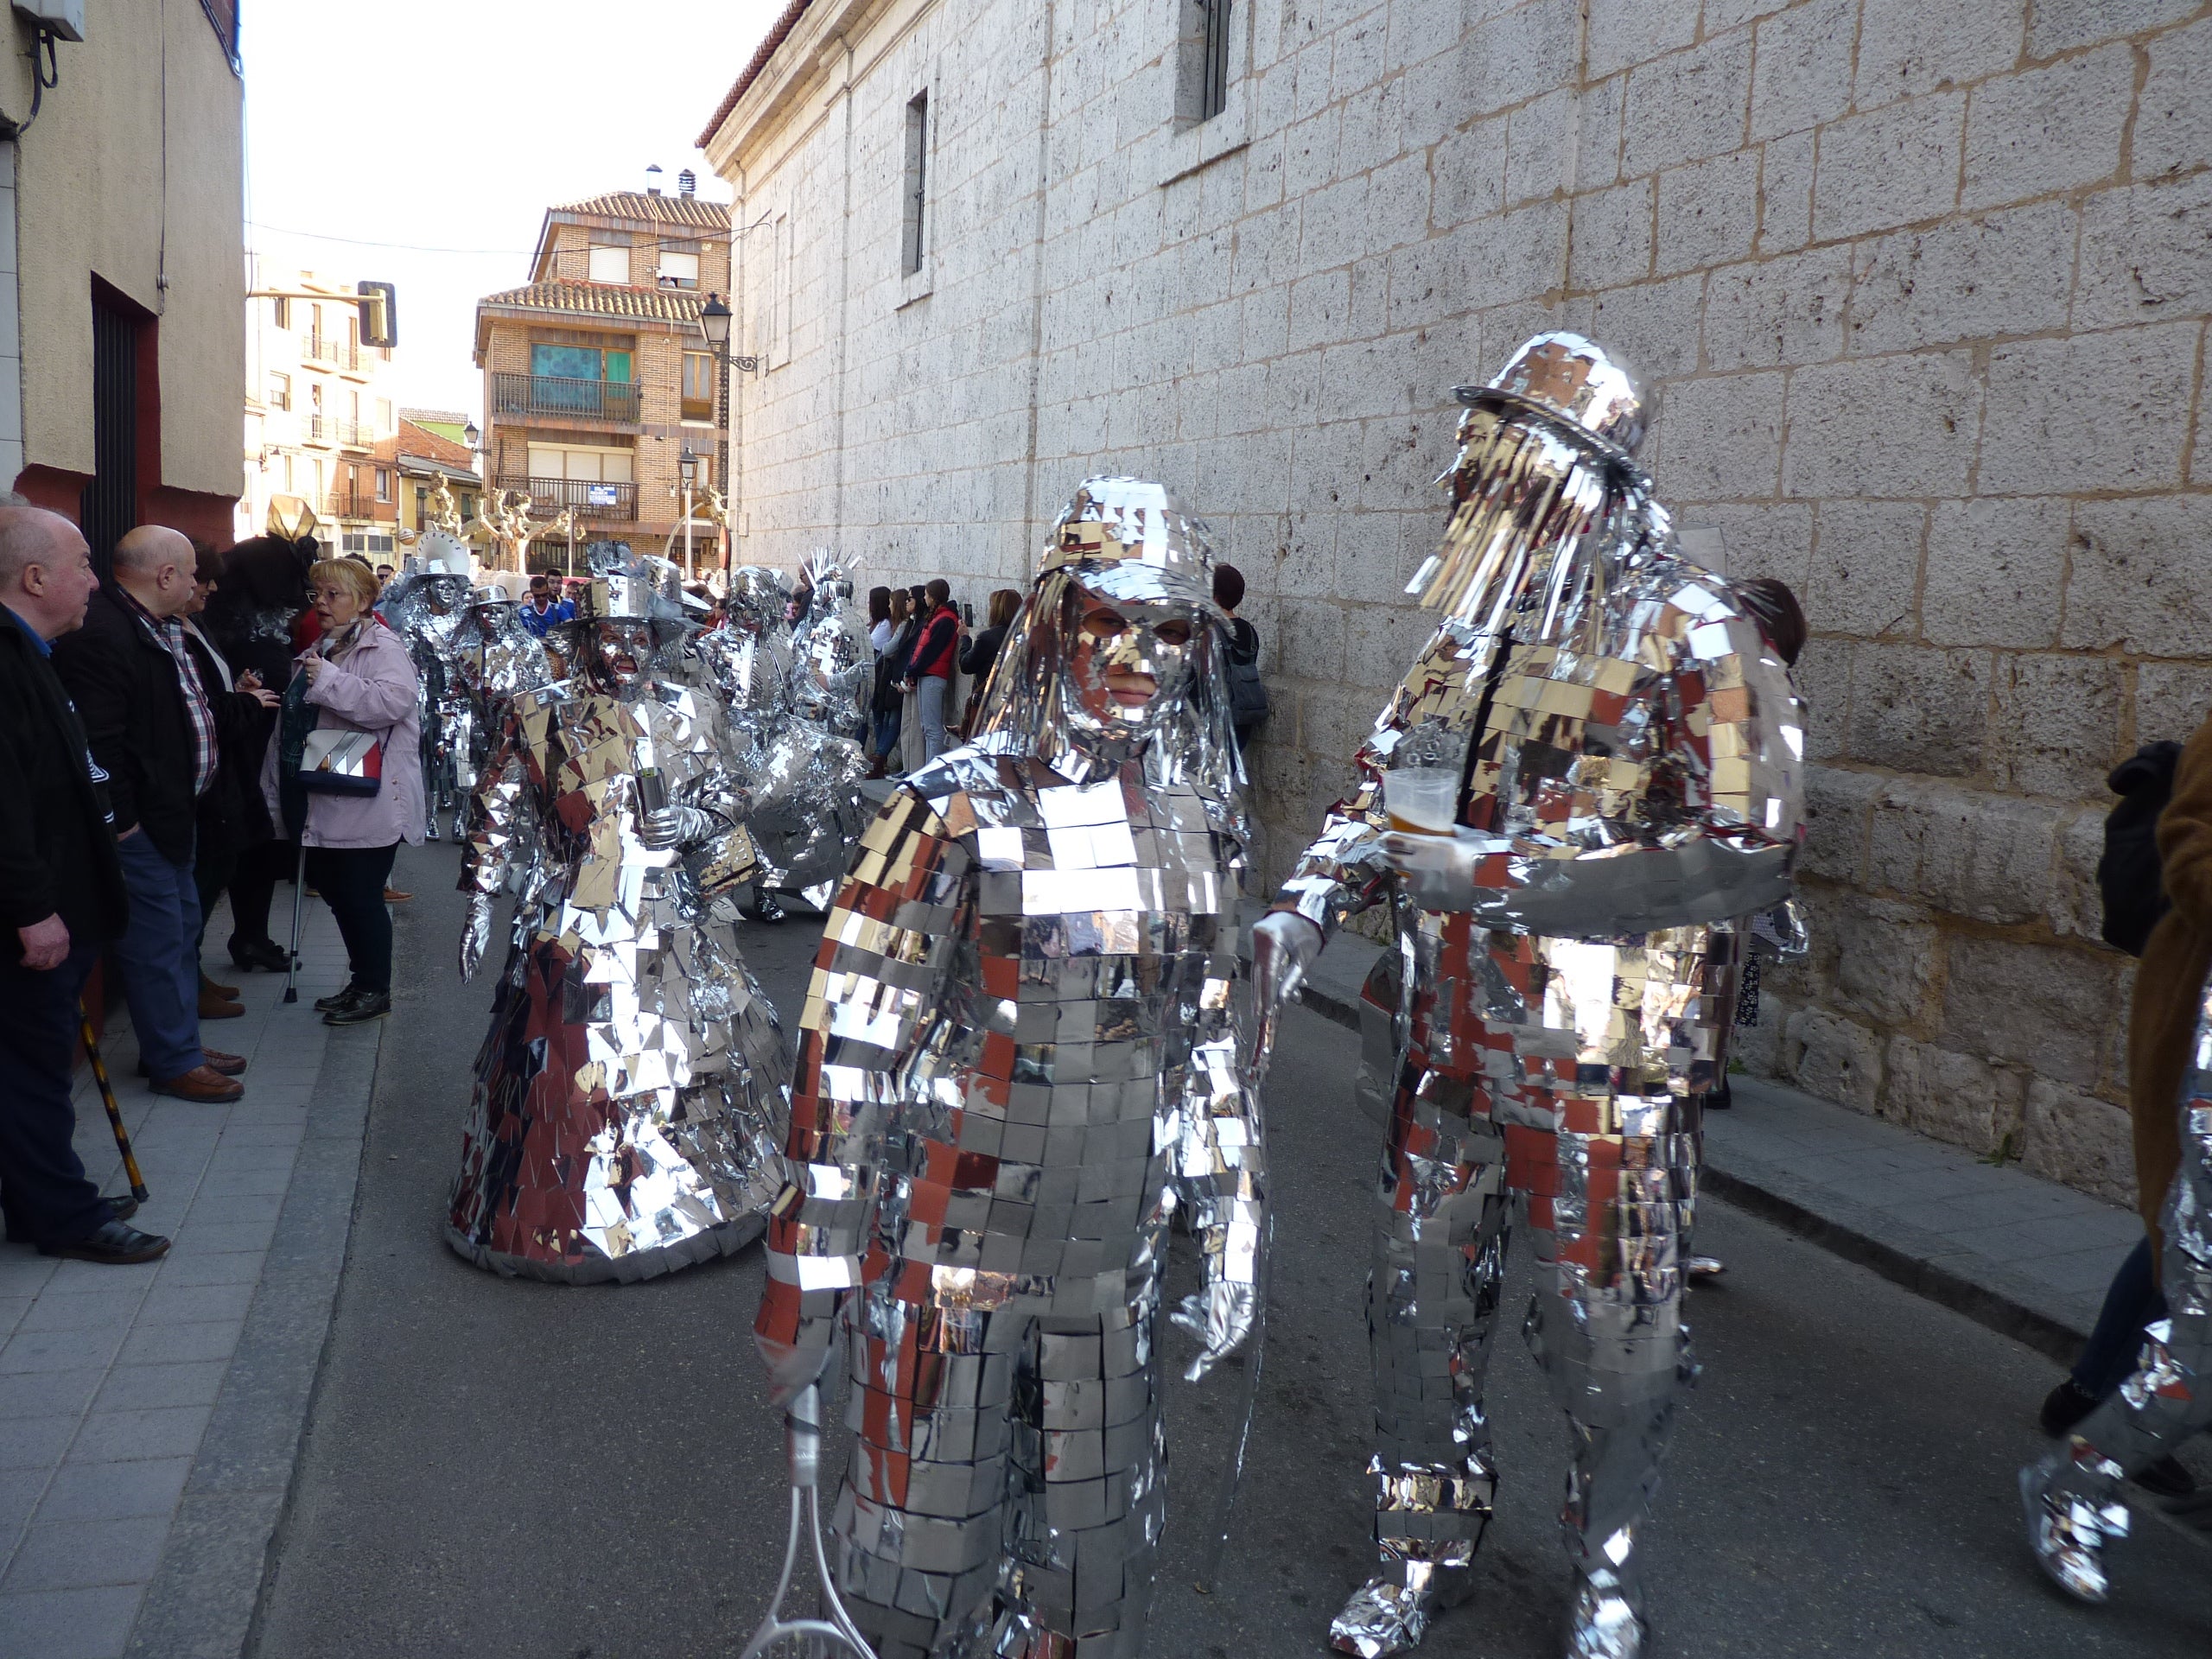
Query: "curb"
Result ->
[[1267, 930, 2094, 1366], [122, 1020, 382, 1659]]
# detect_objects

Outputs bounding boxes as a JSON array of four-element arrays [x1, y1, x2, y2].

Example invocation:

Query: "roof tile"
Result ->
[[548, 190, 730, 231], [476, 278, 709, 324]]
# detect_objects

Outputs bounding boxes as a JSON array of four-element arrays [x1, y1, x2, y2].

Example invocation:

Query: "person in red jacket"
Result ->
[[900, 576, 962, 765]]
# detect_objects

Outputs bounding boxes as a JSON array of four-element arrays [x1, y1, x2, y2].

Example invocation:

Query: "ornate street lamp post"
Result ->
[[699, 292, 733, 574]]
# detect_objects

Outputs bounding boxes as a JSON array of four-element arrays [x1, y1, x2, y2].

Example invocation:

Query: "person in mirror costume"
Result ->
[[1252, 335, 1807, 1659], [445, 550, 791, 1283], [753, 479, 1269, 1659], [378, 531, 479, 842]]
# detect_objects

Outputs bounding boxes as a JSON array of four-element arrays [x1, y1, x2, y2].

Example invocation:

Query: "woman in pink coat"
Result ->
[[259, 558, 423, 1026]]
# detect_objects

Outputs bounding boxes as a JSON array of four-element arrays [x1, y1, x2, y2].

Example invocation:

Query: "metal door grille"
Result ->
[[1200, 0, 1233, 122], [81, 294, 139, 582]]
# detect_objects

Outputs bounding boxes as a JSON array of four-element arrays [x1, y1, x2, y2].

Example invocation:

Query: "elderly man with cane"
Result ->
[[0, 503, 169, 1263]]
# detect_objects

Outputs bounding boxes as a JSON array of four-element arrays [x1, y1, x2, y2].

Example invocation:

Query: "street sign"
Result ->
[[587, 484, 620, 508]]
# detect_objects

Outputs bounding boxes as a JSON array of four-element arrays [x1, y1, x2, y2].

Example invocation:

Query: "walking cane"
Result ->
[[75, 1000, 149, 1205], [281, 839, 308, 1004]]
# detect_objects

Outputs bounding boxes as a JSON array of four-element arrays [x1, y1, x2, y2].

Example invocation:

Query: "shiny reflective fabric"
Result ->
[[2021, 971, 2212, 1601], [789, 551, 875, 735], [692, 563, 868, 903], [755, 480, 1264, 1659], [448, 553, 792, 1283], [382, 557, 479, 841], [1278, 336, 1805, 1659]]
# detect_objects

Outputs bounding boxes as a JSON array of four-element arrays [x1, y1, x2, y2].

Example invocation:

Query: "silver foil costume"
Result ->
[[447, 553, 792, 1284], [1263, 335, 1805, 1659], [691, 565, 868, 905], [754, 480, 1267, 1659], [789, 550, 875, 737], [381, 554, 479, 841], [2021, 979, 2212, 1601]]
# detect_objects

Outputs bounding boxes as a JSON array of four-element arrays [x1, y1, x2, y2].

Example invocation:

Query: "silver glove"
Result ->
[[1172, 1281, 1259, 1382], [1250, 910, 1322, 1012], [459, 890, 495, 982]]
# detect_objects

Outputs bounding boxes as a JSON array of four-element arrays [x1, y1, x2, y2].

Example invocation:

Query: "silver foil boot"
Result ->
[[1567, 1568, 1647, 1659], [2020, 1455, 2127, 1604], [1330, 1561, 1472, 1657]]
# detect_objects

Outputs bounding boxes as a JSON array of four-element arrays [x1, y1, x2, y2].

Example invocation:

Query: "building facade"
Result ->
[[240, 269, 408, 556], [2, 0, 245, 557], [473, 184, 733, 571], [702, 0, 2212, 1202], [383, 416, 481, 552]]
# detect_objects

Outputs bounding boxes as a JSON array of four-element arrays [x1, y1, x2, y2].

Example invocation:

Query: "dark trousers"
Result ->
[[226, 839, 294, 950], [113, 831, 203, 1082], [0, 944, 113, 1245], [193, 843, 238, 959], [306, 843, 399, 993], [2074, 1235, 2166, 1400]]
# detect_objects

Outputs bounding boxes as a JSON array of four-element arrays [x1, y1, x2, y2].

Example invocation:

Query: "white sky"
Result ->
[[242, 0, 786, 422]]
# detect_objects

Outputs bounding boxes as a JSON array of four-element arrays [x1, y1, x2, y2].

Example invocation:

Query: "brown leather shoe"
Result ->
[[200, 983, 245, 1019], [201, 969, 239, 998], [199, 1048, 248, 1077], [383, 886, 412, 903], [149, 1065, 243, 1103]]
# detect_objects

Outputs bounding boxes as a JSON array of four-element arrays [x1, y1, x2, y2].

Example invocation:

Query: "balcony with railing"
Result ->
[[499, 475, 638, 520], [304, 413, 373, 448], [491, 372, 643, 423], [324, 488, 377, 520], [302, 333, 363, 372]]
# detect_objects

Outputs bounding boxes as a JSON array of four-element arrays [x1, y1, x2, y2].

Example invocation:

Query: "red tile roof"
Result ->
[[697, 0, 816, 149], [477, 279, 709, 325], [548, 190, 731, 232]]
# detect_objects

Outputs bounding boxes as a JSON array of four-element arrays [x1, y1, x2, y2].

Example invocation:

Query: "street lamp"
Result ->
[[699, 293, 734, 575], [678, 445, 699, 581]]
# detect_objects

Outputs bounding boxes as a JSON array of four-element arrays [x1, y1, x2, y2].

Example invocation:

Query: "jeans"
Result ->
[[872, 706, 901, 763], [0, 944, 111, 1245], [917, 674, 950, 764], [113, 830, 204, 1081], [306, 843, 399, 994], [2073, 1235, 2166, 1400]]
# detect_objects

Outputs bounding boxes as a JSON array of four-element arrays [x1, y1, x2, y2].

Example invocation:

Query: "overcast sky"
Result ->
[[243, 1, 785, 421]]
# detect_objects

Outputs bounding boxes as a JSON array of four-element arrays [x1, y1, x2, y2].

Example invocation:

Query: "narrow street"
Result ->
[[248, 843, 2212, 1659]]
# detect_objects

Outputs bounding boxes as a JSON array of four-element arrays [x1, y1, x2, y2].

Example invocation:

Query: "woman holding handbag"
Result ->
[[259, 558, 423, 1026]]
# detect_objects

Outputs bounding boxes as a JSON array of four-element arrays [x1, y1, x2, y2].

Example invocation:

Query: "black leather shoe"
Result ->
[[314, 984, 361, 1013], [324, 989, 391, 1026], [228, 937, 291, 973], [106, 1195, 139, 1224], [39, 1219, 170, 1263]]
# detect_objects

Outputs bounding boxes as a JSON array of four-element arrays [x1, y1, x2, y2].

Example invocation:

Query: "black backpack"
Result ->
[[1224, 619, 1269, 729], [2099, 741, 2184, 956]]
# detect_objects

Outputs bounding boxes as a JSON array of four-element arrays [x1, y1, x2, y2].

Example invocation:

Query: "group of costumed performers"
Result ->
[[417, 335, 1830, 1659]]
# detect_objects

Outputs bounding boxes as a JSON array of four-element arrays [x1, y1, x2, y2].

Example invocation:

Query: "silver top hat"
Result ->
[[1039, 476, 1222, 616], [1453, 331, 1649, 463]]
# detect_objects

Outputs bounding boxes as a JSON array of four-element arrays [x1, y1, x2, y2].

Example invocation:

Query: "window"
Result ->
[[588, 241, 631, 284], [525, 443, 634, 483], [416, 485, 429, 523], [346, 315, 359, 353], [375, 467, 391, 503], [268, 372, 290, 410], [903, 92, 929, 276], [1178, 0, 1236, 125], [658, 242, 701, 289], [376, 397, 392, 432], [347, 389, 361, 423], [683, 352, 715, 420], [200, 0, 241, 71], [310, 383, 323, 411], [272, 296, 290, 329]]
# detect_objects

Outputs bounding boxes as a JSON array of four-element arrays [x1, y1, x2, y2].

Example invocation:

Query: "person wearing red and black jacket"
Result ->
[[902, 577, 961, 766], [0, 504, 168, 1265]]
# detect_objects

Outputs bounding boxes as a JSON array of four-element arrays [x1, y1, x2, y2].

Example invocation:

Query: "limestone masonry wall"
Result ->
[[711, 0, 2212, 1204]]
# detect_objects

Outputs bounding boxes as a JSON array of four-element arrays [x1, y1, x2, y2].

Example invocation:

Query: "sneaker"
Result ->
[[324, 989, 391, 1027], [38, 1219, 170, 1264]]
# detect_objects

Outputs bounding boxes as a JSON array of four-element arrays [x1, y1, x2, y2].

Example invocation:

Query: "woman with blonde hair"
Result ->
[[259, 558, 422, 1026]]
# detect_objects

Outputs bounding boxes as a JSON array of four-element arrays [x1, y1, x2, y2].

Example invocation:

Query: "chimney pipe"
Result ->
[[678, 168, 697, 197], [645, 163, 664, 196]]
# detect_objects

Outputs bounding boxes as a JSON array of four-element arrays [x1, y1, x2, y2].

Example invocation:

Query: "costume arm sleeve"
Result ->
[[1172, 973, 1266, 1295], [2157, 716, 2212, 934], [756, 786, 968, 1350], [460, 701, 529, 901], [1272, 721, 1395, 936]]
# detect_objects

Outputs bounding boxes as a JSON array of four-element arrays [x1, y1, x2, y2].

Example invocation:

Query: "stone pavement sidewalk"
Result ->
[[0, 899, 380, 1659], [1272, 925, 2142, 1363]]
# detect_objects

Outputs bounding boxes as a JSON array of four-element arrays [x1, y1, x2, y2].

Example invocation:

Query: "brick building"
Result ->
[[472, 181, 733, 569], [702, 0, 2212, 1202], [378, 416, 480, 554]]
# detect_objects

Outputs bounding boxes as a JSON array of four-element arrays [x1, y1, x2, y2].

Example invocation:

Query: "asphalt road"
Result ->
[[249, 842, 2212, 1659]]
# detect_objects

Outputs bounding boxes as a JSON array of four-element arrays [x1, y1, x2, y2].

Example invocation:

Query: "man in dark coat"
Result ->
[[0, 504, 170, 1263], [51, 525, 245, 1103]]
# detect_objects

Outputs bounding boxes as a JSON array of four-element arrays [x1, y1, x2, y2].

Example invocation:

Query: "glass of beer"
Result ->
[[1384, 766, 1459, 835]]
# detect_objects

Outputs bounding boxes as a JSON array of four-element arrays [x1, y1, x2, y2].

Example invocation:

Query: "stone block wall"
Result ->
[[708, 0, 2212, 1204]]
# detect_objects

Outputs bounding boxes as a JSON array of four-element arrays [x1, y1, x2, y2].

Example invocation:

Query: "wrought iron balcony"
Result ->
[[302, 334, 361, 372], [303, 413, 373, 448], [499, 475, 638, 520], [323, 488, 377, 520], [491, 372, 643, 423]]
